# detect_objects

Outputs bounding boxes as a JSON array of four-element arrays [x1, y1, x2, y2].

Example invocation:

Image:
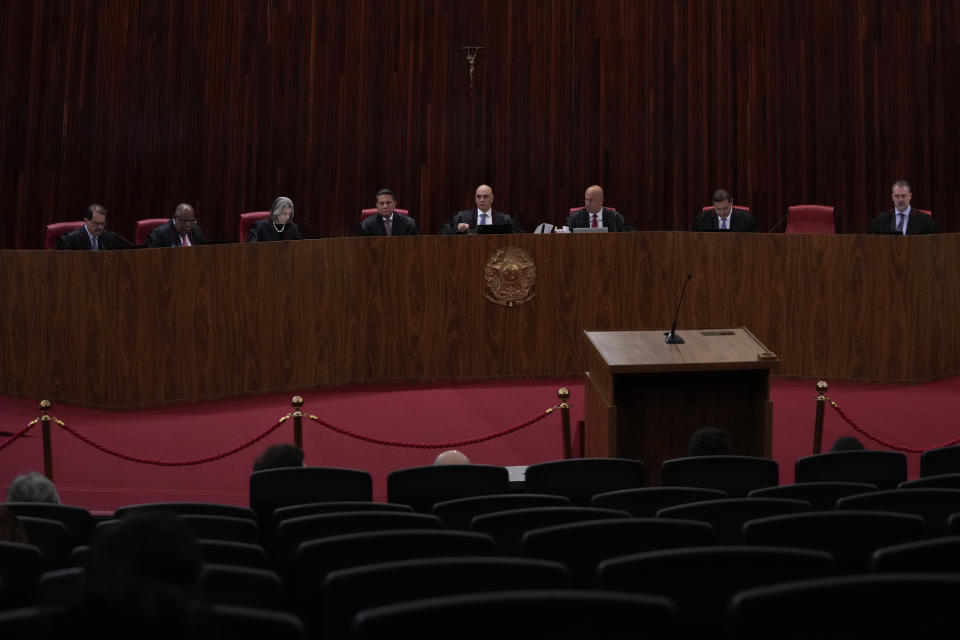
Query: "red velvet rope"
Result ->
[[828, 400, 960, 453], [0, 420, 38, 452], [305, 409, 555, 449], [54, 417, 288, 466]]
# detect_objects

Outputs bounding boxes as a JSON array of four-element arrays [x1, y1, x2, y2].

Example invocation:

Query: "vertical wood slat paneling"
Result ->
[[0, 0, 957, 248]]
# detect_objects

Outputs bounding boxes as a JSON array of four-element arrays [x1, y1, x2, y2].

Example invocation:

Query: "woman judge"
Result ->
[[248, 196, 301, 242]]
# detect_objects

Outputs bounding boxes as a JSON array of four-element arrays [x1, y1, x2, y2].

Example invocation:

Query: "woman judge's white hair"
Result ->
[[270, 196, 294, 221]]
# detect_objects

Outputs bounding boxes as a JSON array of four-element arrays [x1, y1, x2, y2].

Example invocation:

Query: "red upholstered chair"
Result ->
[[239, 211, 270, 242], [44, 221, 84, 249], [916, 209, 934, 218], [135, 218, 170, 246], [701, 205, 750, 212], [361, 208, 409, 221], [785, 205, 835, 234]]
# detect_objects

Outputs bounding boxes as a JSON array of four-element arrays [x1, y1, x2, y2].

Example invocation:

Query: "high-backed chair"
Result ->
[[660, 456, 779, 498], [135, 217, 169, 245], [238, 211, 269, 242], [871, 536, 960, 572], [4, 503, 95, 548], [748, 481, 877, 510], [199, 564, 286, 611], [361, 208, 409, 221], [590, 487, 727, 517], [836, 488, 960, 537], [916, 208, 934, 218], [197, 539, 269, 569], [44, 222, 84, 249], [0, 542, 44, 608], [523, 458, 647, 506], [794, 451, 907, 489], [386, 465, 510, 513], [657, 497, 811, 544], [272, 501, 413, 531], [18, 517, 71, 570], [114, 502, 255, 521], [432, 494, 571, 530], [921, 444, 960, 477], [701, 205, 750, 212], [899, 473, 960, 489], [785, 205, 836, 233], [470, 506, 628, 555]]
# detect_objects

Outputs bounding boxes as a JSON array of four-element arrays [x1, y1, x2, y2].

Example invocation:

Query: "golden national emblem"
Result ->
[[483, 246, 537, 307]]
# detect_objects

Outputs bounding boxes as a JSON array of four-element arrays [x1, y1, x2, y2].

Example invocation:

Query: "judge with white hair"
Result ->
[[248, 196, 302, 242]]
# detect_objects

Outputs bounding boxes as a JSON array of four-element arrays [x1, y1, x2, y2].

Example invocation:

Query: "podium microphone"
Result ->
[[665, 274, 693, 344], [768, 210, 791, 233], [112, 231, 137, 248]]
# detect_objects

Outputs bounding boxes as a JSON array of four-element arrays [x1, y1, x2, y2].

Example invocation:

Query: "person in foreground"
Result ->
[[441, 184, 515, 234], [6, 470, 61, 503], [868, 179, 937, 235], [566, 185, 629, 231], [56, 204, 118, 250], [146, 204, 205, 247], [693, 189, 757, 231], [248, 196, 301, 242], [253, 443, 305, 471], [360, 188, 419, 236]]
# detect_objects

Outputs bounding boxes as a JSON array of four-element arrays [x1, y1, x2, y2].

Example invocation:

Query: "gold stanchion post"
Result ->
[[813, 380, 828, 454], [291, 396, 304, 449], [40, 399, 54, 481], [558, 388, 572, 459]]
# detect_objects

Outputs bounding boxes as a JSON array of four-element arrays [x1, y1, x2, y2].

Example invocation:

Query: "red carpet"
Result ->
[[1, 377, 958, 512]]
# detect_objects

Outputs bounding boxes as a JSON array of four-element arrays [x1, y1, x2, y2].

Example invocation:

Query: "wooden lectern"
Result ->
[[583, 328, 778, 485]]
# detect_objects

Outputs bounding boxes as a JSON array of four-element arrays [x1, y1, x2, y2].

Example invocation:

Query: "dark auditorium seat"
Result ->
[[748, 481, 877, 510], [432, 493, 571, 530], [37, 567, 84, 607], [322, 557, 570, 640], [871, 537, 960, 573], [18, 516, 71, 570], [249, 466, 373, 536], [730, 573, 960, 639], [657, 497, 811, 544], [899, 472, 960, 489], [470, 506, 629, 555], [523, 458, 647, 505], [197, 540, 270, 570], [660, 455, 779, 497], [921, 444, 960, 477], [386, 465, 510, 513], [0, 542, 44, 609], [114, 502, 255, 521], [206, 604, 306, 639], [590, 486, 727, 517], [178, 514, 259, 544], [4, 503, 95, 548], [597, 546, 836, 637], [741, 510, 926, 573], [352, 590, 676, 640], [272, 501, 413, 531], [794, 450, 907, 489], [520, 518, 715, 587], [199, 564, 286, 611], [835, 488, 960, 536]]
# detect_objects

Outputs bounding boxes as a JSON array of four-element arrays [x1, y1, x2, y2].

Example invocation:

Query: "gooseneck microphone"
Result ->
[[768, 210, 791, 233], [664, 274, 693, 344]]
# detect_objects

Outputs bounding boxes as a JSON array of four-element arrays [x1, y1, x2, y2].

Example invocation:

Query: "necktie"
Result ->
[[384, 217, 393, 236], [479, 213, 487, 226], [896, 213, 905, 234], [720, 218, 728, 230], [91, 236, 99, 250], [591, 214, 598, 228]]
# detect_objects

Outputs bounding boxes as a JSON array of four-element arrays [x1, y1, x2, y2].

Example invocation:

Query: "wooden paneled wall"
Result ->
[[1, 1, 957, 248], [1, 233, 958, 409]]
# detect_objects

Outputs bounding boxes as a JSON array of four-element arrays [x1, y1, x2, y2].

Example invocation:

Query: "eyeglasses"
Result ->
[[177, 219, 198, 226]]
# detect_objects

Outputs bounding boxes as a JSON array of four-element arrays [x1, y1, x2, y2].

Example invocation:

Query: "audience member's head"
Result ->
[[0, 505, 29, 543], [6, 470, 61, 503], [689, 427, 731, 456], [434, 449, 471, 465], [252, 443, 305, 472], [75, 511, 205, 639], [830, 436, 866, 452]]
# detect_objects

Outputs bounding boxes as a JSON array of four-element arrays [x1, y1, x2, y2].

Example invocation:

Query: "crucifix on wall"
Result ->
[[460, 45, 484, 94]]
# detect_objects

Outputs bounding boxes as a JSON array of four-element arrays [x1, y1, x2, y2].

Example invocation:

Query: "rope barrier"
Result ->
[[828, 400, 960, 453], [53, 416, 288, 466], [0, 419, 39, 452], [304, 407, 557, 449]]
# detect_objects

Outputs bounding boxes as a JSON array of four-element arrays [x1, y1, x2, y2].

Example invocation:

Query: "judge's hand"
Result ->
[[457, 222, 469, 233]]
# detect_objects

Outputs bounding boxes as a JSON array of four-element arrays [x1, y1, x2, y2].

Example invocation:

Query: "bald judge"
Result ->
[[441, 184, 516, 234], [566, 185, 629, 231]]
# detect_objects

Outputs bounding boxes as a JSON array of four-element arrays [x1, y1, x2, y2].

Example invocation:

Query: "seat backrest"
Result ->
[[470, 506, 628, 554], [916, 208, 933, 217], [19, 516, 70, 570], [273, 501, 412, 530], [361, 208, 409, 220], [200, 564, 285, 611], [921, 444, 960, 477], [899, 472, 960, 489], [597, 546, 835, 636], [523, 458, 647, 506], [206, 604, 306, 640], [322, 557, 570, 640], [657, 497, 811, 544], [238, 211, 270, 242], [249, 466, 373, 533], [740, 510, 925, 572], [701, 205, 751, 212], [590, 487, 727, 517], [178, 514, 260, 544], [114, 502, 255, 520], [871, 536, 960, 572], [353, 590, 677, 640], [835, 488, 960, 537], [748, 481, 877, 510], [4, 503, 95, 548], [568, 206, 619, 214], [785, 205, 836, 234], [135, 218, 170, 245], [794, 450, 907, 489], [432, 494, 571, 530], [0, 541, 44, 608], [197, 539, 269, 570], [520, 517, 715, 587], [386, 465, 510, 513], [660, 456, 779, 498], [45, 222, 85, 250]]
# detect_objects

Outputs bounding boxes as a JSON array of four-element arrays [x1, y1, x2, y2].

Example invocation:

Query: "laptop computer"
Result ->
[[476, 224, 514, 235], [571, 226, 609, 233]]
